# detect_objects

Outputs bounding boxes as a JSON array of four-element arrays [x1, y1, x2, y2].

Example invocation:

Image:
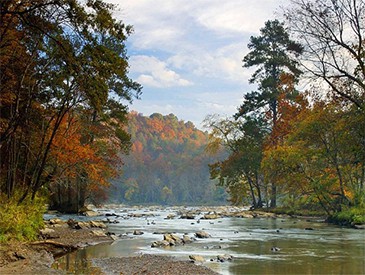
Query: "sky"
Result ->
[[108, 0, 289, 128]]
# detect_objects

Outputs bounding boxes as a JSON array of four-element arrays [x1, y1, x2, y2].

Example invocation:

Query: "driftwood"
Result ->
[[29, 240, 77, 257]]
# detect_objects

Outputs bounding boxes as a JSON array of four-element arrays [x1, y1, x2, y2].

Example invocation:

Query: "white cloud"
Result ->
[[108, 0, 290, 126], [112, 0, 288, 85], [130, 55, 193, 88], [193, 0, 287, 36]]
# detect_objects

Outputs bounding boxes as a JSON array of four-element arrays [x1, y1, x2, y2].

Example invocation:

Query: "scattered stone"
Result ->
[[90, 221, 107, 229], [180, 213, 196, 219], [170, 234, 183, 244], [49, 218, 64, 225], [189, 255, 205, 262], [202, 214, 220, 220], [131, 213, 143, 218], [105, 213, 118, 217], [40, 228, 55, 236], [109, 234, 119, 241], [151, 240, 170, 248], [153, 231, 171, 235], [92, 230, 107, 237], [163, 234, 175, 245], [165, 214, 176, 219], [182, 234, 195, 244], [305, 227, 314, 230], [354, 224, 365, 229], [13, 251, 26, 260], [163, 234, 183, 245], [195, 231, 210, 238], [83, 210, 100, 217], [152, 233, 195, 248], [217, 254, 233, 262], [67, 219, 90, 230], [133, 230, 144, 235], [271, 247, 281, 252]]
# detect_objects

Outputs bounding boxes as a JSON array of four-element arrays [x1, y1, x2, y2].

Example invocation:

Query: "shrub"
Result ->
[[328, 207, 365, 226], [0, 194, 46, 242]]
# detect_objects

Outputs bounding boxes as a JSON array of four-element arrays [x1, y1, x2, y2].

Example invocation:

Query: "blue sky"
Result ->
[[108, 0, 289, 128]]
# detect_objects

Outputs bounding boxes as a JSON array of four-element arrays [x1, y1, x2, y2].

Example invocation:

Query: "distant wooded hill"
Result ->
[[109, 112, 227, 205]]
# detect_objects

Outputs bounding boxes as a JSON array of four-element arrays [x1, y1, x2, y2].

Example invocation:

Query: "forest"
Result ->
[[109, 112, 227, 205], [0, 0, 364, 242]]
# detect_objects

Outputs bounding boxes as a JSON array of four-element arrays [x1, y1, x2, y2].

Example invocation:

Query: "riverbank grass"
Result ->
[[328, 207, 365, 226], [0, 195, 46, 243]]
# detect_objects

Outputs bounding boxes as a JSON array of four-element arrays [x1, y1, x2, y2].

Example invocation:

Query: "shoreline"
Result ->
[[0, 217, 219, 275], [0, 219, 113, 274]]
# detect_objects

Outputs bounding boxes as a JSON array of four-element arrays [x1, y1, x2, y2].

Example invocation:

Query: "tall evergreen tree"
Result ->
[[236, 20, 302, 207]]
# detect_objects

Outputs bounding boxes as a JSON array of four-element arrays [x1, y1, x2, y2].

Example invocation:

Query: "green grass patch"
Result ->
[[0, 194, 46, 243]]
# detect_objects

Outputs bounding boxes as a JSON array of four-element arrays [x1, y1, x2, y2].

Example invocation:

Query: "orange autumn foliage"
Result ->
[[50, 114, 115, 188]]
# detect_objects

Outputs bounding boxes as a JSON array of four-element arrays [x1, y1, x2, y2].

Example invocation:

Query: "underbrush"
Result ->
[[327, 207, 365, 226], [0, 195, 46, 243]]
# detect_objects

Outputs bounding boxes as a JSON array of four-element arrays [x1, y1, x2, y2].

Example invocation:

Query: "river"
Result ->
[[51, 206, 365, 274]]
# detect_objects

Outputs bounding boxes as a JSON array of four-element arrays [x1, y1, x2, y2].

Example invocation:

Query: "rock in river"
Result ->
[[195, 231, 210, 238], [151, 240, 170, 248], [216, 254, 233, 262], [133, 230, 144, 235], [202, 213, 220, 220]]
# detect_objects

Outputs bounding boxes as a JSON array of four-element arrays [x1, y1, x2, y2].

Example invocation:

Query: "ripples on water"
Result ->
[[51, 206, 365, 274]]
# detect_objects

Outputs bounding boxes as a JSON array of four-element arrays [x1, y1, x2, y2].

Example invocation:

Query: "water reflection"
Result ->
[[53, 249, 102, 274]]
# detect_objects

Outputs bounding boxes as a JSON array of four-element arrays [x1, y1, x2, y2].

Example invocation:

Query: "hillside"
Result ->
[[109, 112, 227, 205]]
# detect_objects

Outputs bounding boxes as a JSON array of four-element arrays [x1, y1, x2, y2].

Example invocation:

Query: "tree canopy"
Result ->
[[0, 0, 141, 210]]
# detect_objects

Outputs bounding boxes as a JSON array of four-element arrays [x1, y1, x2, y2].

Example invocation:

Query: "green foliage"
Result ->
[[0, 195, 46, 242], [329, 207, 365, 226], [205, 114, 268, 207]]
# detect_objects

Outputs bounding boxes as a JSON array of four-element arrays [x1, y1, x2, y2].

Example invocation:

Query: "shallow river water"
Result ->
[[51, 206, 365, 274]]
